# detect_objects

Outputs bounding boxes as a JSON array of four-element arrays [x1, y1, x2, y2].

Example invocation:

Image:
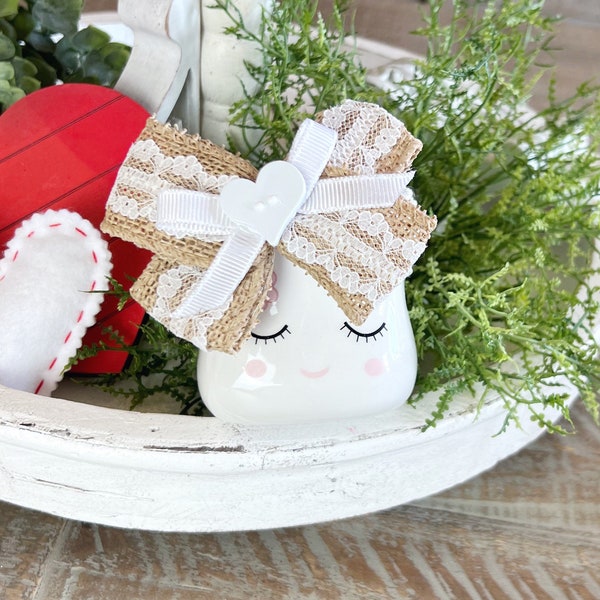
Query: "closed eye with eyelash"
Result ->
[[340, 321, 387, 342], [251, 325, 291, 345]]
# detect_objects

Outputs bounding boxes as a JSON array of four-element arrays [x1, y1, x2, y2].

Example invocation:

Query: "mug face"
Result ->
[[197, 254, 418, 424]]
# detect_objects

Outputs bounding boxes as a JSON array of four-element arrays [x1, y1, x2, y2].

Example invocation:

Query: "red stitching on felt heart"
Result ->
[[3, 215, 107, 395]]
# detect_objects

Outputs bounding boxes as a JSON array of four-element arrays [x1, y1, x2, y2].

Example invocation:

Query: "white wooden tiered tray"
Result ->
[[0, 0, 597, 532]]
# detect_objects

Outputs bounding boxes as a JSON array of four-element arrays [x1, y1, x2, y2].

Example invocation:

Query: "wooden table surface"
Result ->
[[1, 401, 598, 599], [1, 1, 599, 598]]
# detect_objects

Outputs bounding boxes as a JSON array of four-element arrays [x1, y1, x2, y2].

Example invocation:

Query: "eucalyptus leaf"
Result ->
[[31, 0, 82, 35], [81, 48, 122, 87], [0, 77, 25, 107], [0, 16, 17, 42], [0, 0, 19, 19], [0, 0, 129, 123], [0, 30, 15, 60], [98, 42, 130, 71], [12, 55, 38, 79], [0, 59, 14, 80], [10, 10, 35, 39], [55, 28, 130, 86], [17, 73, 40, 93], [69, 25, 110, 53], [26, 30, 55, 53], [53, 40, 80, 72], [25, 54, 56, 86]]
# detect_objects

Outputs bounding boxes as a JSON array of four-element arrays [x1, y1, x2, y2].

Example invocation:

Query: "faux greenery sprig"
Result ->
[[0, 0, 130, 112], [214, 0, 600, 432], [76, 0, 600, 434], [69, 280, 203, 415]]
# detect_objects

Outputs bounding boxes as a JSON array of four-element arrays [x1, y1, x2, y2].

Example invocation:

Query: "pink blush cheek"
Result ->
[[364, 358, 386, 377], [245, 359, 268, 379]]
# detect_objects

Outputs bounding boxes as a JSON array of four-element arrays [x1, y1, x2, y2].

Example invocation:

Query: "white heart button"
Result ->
[[220, 161, 306, 246]]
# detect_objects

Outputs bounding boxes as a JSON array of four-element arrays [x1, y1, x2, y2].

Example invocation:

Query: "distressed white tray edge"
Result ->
[[0, 380, 573, 532]]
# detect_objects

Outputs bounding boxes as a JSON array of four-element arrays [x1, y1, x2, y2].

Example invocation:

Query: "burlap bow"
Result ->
[[101, 100, 437, 353]]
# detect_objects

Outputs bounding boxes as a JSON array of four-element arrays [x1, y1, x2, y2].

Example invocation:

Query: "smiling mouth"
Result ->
[[300, 367, 330, 379]]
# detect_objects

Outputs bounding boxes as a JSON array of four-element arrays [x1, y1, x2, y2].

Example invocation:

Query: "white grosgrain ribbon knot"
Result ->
[[156, 119, 415, 318]]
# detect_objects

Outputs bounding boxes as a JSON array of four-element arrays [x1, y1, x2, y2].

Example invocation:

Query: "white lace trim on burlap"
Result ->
[[106, 139, 235, 222], [282, 209, 426, 302], [149, 264, 231, 351], [320, 100, 404, 176]]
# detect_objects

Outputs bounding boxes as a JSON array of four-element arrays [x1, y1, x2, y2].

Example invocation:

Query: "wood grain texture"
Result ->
[[1, 403, 598, 599]]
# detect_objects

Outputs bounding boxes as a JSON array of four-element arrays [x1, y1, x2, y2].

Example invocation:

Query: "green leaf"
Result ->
[[26, 30, 55, 53], [70, 280, 201, 413], [0, 16, 17, 42], [55, 29, 130, 86], [25, 53, 56, 85], [0, 30, 15, 60], [0, 77, 25, 109], [12, 55, 37, 79], [80, 44, 130, 87], [0, 0, 19, 19], [1, 1, 129, 97], [97, 42, 130, 71], [53, 38, 80, 72], [11, 54, 41, 92], [70, 25, 110, 53], [10, 10, 35, 39], [17, 72, 40, 93], [0, 58, 14, 80], [31, 0, 82, 35]]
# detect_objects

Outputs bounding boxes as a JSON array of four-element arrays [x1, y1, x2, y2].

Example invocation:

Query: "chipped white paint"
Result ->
[[0, 8, 598, 532], [0, 380, 577, 532]]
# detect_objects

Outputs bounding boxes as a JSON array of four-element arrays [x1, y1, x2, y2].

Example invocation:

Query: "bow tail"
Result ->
[[132, 248, 274, 353]]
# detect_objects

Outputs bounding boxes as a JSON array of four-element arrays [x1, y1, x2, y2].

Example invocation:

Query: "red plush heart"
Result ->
[[0, 84, 152, 373]]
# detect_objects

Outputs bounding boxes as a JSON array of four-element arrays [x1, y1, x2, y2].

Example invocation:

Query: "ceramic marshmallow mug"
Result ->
[[197, 102, 436, 424], [102, 100, 437, 426], [197, 254, 418, 424]]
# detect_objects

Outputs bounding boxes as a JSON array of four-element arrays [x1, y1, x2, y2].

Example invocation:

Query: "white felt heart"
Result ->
[[220, 160, 306, 246], [0, 210, 112, 395]]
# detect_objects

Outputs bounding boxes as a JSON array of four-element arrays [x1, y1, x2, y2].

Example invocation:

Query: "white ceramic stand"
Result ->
[[0, 7, 596, 532], [96, 0, 269, 142]]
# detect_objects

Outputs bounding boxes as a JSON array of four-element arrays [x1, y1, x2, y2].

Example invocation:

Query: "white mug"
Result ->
[[197, 252, 417, 424]]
